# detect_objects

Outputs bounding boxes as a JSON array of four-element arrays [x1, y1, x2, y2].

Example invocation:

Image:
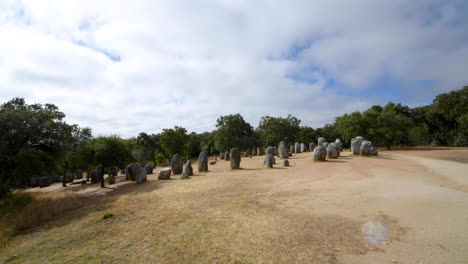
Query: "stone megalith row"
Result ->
[[326, 143, 339, 159], [278, 141, 289, 159], [171, 154, 184, 174], [351, 136, 364, 155], [318, 137, 326, 146], [294, 142, 301, 153], [264, 153, 275, 168], [230, 148, 241, 169], [198, 152, 209, 172], [300, 143, 307, 152], [360, 140, 378, 156], [313, 145, 327, 161], [225, 151, 230, 161]]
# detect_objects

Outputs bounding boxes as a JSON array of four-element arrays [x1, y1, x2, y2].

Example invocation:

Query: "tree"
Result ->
[[160, 126, 189, 157], [71, 136, 133, 171], [214, 114, 254, 152], [376, 103, 414, 149], [335, 112, 367, 144], [257, 115, 301, 146], [0, 98, 72, 196], [298, 126, 318, 144], [134, 132, 160, 163]]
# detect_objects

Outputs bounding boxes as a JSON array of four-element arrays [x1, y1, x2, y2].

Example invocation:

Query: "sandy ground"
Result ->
[[1, 148, 468, 263]]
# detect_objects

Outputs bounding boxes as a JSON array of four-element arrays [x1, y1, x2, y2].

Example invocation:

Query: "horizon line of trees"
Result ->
[[1, 86, 466, 196]]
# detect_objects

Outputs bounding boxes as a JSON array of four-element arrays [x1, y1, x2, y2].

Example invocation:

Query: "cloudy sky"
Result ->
[[0, 0, 467, 137]]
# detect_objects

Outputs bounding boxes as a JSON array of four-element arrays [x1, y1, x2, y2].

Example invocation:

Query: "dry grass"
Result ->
[[0, 192, 83, 245]]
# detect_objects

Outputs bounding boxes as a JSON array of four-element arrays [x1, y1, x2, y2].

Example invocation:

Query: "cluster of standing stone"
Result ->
[[36, 134, 381, 190], [351, 136, 378, 156]]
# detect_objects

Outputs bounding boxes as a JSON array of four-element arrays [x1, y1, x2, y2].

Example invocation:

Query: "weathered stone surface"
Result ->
[[144, 164, 154, 174], [294, 142, 301, 153], [313, 145, 327, 161], [158, 168, 171, 180], [89, 169, 99, 184], [135, 166, 147, 184], [283, 160, 290, 167], [351, 136, 364, 155], [181, 171, 189, 179], [230, 148, 241, 169], [318, 137, 326, 146], [39, 177, 50, 188], [185, 160, 194, 176], [251, 147, 257, 156], [30, 175, 40, 187], [266, 146, 275, 155], [300, 143, 307, 152], [264, 153, 274, 168], [360, 140, 375, 156], [290, 145, 295, 153], [126, 164, 138, 181], [220, 152, 225, 160], [225, 151, 230, 161], [327, 143, 339, 159], [278, 141, 289, 159], [243, 152, 249, 157], [74, 169, 83, 179], [198, 153, 209, 172], [322, 142, 329, 148], [335, 139, 343, 151], [309, 142, 316, 152], [64, 173, 74, 183], [273, 147, 278, 155], [171, 154, 183, 174], [108, 175, 116, 185]]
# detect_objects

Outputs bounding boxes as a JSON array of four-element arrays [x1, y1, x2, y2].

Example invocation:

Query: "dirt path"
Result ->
[[1, 150, 468, 263]]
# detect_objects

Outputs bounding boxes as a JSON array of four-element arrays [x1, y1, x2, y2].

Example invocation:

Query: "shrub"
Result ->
[[103, 211, 113, 219]]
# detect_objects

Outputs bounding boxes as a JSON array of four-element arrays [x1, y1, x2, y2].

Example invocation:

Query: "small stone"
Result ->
[[283, 160, 289, 167], [158, 168, 171, 180]]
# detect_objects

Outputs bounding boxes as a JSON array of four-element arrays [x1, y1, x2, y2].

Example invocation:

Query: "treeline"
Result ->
[[1, 87, 466, 196]]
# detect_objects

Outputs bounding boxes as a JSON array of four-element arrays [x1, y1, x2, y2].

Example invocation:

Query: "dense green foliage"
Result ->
[[1, 87, 466, 196]]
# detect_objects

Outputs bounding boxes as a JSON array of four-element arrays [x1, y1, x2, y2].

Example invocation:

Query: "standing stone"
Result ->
[[360, 140, 374, 156], [126, 163, 138, 181], [264, 153, 274, 168], [278, 141, 289, 159], [335, 139, 343, 151], [144, 164, 154, 174], [300, 143, 307, 152], [39, 177, 50, 188], [90, 169, 99, 184], [75, 169, 83, 179], [135, 166, 147, 184], [182, 160, 193, 179], [309, 142, 316, 152], [251, 147, 257, 156], [225, 151, 230, 161], [108, 175, 116, 185], [243, 152, 249, 157], [318, 137, 326, 146], [351, 136, 364, 155], [283, 160, 290, 167], [322, 142, 329, 148], [158, 168, 172, 180], [273, 147, 278, 155], [220, 152, 225, 160], [198, 153, 209, 172], [185, 160, 194, 176], [266, 146, 275, 155], [171, 154, 183, 174], [327, 143, 339, 159], [295, 142, 301, 153], [313, 145, 327, 161], [290, 145, 295, 154], [230, 148, 241, 169]]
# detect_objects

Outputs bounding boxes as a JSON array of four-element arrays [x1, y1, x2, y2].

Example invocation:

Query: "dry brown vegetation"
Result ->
[[0, 148, 467, 264], [0, 192, 83, 245]]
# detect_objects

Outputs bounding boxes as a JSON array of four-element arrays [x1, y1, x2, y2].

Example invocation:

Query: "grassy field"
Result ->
[[1, 148, 467, 263]]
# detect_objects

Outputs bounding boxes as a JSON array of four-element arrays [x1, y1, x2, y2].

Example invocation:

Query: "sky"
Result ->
[[0, 0, 467, 137]]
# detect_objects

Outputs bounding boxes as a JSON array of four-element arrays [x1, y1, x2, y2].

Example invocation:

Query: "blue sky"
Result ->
[[0, 0, 467, 137]]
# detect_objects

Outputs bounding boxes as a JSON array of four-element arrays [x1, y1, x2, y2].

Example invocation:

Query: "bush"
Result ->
[[155, 152, 168, 167], [102, 211, 113, 219]]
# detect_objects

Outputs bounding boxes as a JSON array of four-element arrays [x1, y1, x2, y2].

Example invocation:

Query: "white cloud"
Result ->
[[0, 0, 467, 137]]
